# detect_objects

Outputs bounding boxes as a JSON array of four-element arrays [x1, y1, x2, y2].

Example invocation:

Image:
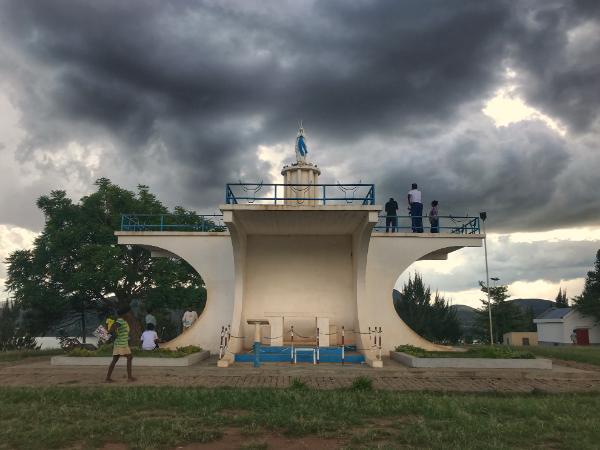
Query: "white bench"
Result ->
[[294, 347, 316, 364]]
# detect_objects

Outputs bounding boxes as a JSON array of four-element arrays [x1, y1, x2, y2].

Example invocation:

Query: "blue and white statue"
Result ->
[[295, 123, 308, 163]]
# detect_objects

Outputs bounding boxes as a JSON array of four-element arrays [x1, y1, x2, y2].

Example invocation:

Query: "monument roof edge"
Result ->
[[219, 204, 382, 211]]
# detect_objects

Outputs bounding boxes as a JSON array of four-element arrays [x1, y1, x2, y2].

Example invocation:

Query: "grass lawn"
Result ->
[[0, 386, 599, 449], [516, 345, 600, 367], [0, 349, 64, 363], [396, 345, 535, 359]]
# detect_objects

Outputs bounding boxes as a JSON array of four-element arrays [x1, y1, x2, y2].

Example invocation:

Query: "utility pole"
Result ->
[[480, 212, 494, 346]]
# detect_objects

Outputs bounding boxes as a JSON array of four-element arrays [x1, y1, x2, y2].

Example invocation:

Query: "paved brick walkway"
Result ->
[[1, 356, 599, 393]]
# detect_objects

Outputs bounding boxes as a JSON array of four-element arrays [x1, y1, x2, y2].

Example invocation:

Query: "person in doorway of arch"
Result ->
[[407, 183, 423, 233], [145, 308, 157, 329], [105, 307, 136, 382], [384, 197, 399, 232], [182, 306, 198, 331]]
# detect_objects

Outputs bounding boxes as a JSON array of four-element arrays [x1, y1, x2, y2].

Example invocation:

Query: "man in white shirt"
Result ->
[[182, 307, 198, 331], [407, 183, 423, 233]]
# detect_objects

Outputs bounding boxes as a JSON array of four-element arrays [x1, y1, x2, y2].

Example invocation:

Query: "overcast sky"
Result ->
[[0, 0, 599, 307]]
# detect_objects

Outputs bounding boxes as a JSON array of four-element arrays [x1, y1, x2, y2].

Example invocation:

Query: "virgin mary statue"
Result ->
[[295, 125, 308, 163]]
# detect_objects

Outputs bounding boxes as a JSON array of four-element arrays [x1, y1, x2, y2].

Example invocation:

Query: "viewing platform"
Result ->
[[120, 183, 481, 235]]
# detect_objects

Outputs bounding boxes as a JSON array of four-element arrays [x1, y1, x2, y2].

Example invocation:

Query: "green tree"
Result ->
[[0, 300, 39, 351], [393, 273, 462, 344], [5, 178, 207, 339], [573, 249, 600, 323], [555, 287, 569, 308], [475, 282, 529, 344]]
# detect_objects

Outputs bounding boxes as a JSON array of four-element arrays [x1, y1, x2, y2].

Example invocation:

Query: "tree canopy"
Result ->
[[475, 282, 529, 343], [573, 249, 600, 323], [555, 287, 569, 308], [394, 273, 462, 344], [5, 178, 207, 336]]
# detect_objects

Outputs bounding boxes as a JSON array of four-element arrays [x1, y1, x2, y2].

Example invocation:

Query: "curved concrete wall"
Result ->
[[116, 224, 483, 364], [115, 232, 235, 353], [365, 234, 482, 352]]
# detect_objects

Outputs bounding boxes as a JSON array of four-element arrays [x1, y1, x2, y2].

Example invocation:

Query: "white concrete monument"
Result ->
[[116, 126, 483, 367]]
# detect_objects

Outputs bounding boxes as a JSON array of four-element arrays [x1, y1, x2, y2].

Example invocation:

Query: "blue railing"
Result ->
[[374, 215, 480, 234], [120, 214, 226, 232], [225, 183, 375, 205]]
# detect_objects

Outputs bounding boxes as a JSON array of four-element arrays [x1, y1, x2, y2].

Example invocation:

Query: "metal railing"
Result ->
[[120, 214, 226, 232], [374, 215, 480, 234], [225, 183, 375, 205]]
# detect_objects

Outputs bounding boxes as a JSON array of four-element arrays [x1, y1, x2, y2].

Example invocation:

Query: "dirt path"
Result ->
[[1, 356, 599, 393]]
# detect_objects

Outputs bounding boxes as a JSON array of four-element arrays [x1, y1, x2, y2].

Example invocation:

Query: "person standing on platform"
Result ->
[[384, 197, 399, 232], [408, 183, 423, 233], [182, 306, 198, 331], [429, 200, 439, 233]]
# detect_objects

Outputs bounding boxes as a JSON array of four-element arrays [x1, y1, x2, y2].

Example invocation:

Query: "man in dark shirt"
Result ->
[[384, 197, 399, 232]]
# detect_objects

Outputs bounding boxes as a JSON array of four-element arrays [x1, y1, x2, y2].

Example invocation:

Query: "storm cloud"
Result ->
[[0, 0, 598, 233]]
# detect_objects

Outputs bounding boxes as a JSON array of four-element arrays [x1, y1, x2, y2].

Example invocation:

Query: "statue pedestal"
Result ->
[[281, 162, 321, 206]]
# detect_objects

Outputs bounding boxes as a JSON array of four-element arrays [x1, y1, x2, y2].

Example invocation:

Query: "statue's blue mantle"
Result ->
[[296, 135, 308, 157]]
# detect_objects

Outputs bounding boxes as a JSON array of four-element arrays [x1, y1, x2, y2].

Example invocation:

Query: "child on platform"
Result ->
[[140, 323, 160, 351], [429, 200, 439, 233]]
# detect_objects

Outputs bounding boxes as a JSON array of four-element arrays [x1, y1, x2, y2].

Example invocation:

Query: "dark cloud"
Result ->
[[507, 0, 600, 132], [0, 0, 598, 234], [398, 238, 600, 298]]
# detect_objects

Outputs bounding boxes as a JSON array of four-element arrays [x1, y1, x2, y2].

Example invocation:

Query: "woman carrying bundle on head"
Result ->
[[105, 307, 136, 383]]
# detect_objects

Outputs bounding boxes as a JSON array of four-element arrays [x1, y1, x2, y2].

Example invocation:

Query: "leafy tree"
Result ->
[[555, 287, 569, 308], [573, 249, 600, 323], [0, 300, 39, 351], [5, 179, 207, 339], [475, 282, 530, 343], [394, 273, 462, 344]]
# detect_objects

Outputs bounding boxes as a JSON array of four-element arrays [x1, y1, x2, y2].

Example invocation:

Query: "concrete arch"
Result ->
[[116, 233, 235, 353], [364, 234, 482, 352]]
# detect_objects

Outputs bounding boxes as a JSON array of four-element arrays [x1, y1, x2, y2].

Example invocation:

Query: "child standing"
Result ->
[[105, 307, 136, 382], [429, 200, 439, 233]]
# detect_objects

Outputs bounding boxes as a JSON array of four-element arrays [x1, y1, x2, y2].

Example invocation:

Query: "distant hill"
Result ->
[[450, 304, 478, 337], [507, 298, 554, 318]]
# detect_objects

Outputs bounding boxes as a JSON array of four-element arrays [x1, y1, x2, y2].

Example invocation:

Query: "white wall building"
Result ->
[[534, 308, 600, 346]]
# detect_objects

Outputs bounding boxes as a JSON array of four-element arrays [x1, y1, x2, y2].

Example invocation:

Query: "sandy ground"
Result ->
[[1, 355, 599, 392]]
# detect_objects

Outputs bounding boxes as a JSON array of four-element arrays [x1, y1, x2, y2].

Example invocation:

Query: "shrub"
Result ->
[[351, 376, 373, 391], [67, 344, 203, 358], [394, 345, 428, 357], [289, 378, 308, 390], [394, 344, 535, 359]]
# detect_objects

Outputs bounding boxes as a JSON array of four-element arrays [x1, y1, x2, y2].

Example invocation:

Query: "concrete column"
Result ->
[[268, 317, 284, 346], [281, 163, 321, 206], [316, 317, 330, 347]]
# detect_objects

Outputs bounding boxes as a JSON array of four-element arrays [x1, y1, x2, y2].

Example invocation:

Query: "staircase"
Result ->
[[234, 345, 365, 364]]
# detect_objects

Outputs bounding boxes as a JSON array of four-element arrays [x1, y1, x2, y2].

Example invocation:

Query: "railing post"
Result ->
[[160, 214, 164, 232], [323, 185, 326, 205], [120, 214, 125, 231], [274, 184, 277, 205]]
